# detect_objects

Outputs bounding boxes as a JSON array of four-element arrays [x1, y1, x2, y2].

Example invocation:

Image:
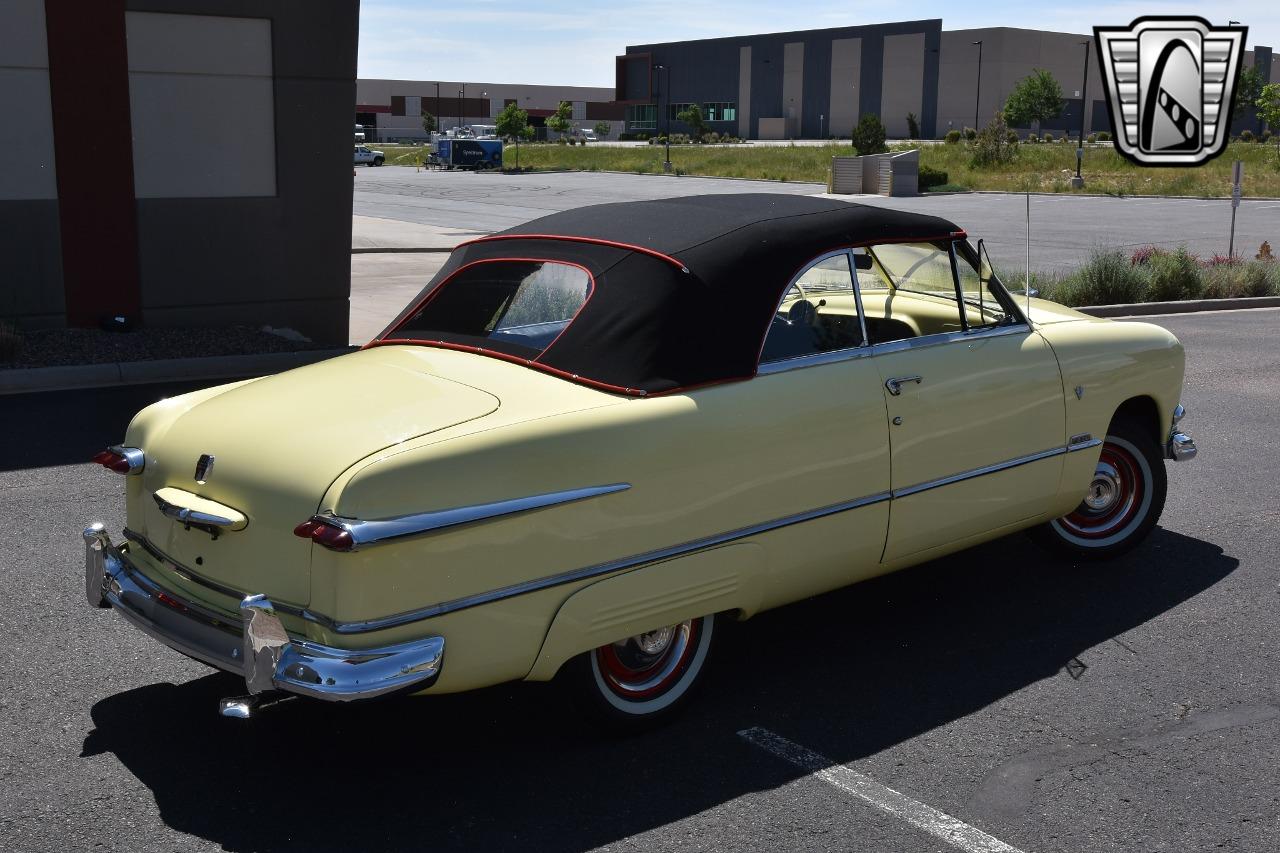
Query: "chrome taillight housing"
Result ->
[[92, 446, 145, 475]]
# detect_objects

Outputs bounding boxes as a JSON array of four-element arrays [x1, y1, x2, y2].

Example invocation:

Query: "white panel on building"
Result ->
[[126, 12, 276, 199], [0, 0, 57, 200], [572, 101, 586, 120], [405, 95, 420, 116], [783, 42, 804, 138]]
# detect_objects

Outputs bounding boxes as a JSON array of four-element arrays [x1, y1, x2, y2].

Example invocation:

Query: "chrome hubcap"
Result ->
[[1083, 462, 1122, 511], [633, 626, 676, 656]]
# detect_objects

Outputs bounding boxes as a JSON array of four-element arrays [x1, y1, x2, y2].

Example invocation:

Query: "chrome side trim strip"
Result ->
[[869, 323, 1030, 356], [757, 344, 873, 375], [321, 490, 894, 634], [323, 483, 632, 550], [891, 446, 1068, 499]]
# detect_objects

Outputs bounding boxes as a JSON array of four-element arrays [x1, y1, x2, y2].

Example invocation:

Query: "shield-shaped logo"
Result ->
[[194, 454, 215, 484], [1094, 17, 1247, 166]]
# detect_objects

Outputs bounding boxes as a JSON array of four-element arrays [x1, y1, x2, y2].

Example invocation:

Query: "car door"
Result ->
[[860, 241, 1067, 563]]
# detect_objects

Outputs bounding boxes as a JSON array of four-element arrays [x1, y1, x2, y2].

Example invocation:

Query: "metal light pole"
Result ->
[[458, 84, 464, 132], [972, 40, 983, 131], [654, 63, 672, 172], [1072, 40, 1090, 189]]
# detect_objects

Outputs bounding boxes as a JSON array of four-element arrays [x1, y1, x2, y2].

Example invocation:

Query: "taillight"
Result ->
[[294, 517, 355, 552], [92, 446, 144, 475]]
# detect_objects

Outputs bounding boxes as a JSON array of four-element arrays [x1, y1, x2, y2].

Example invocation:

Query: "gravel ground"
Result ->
[[0, 325, 332, 369]]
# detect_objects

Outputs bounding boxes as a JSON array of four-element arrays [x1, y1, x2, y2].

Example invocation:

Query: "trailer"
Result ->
[[432, 138, 503, 170]]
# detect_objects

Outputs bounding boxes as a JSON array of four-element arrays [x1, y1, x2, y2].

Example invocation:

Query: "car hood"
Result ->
[[1023, 298, 1099, 326], [124, 348, 500, 605]]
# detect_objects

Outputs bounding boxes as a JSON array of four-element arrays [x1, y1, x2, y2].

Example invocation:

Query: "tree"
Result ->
[[1233, 65, 1264, 125], [593, 120, 612, 139], [676, 104, 708, 140], [495, 102, 530, 169], [546, 100, 573, 137], [1257, 83, 1280, 158], [421, 111, 437, 135], [850, 113, 887, 155], [906, 112, 920, 139], [1003, 69, 1065, 135]]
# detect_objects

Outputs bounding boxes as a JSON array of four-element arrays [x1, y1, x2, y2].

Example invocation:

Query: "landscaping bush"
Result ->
[[1096, 130, 1112, 141], [962, 126, 977, 140], [1006, 129, 1019, 144], [1147, 246, 1204, 301], [1087, 133, 1098, 143], [969, 112, 1018, 168], [919, 166, 949, 189], [944, 129, 962, 144], [1262, 130, 1273, 144], [1130, 245, 1165, 265], [1240, 129, 1256, 142], [1203, 260, 1280, 298], [1043, 132, 1055, 143], [1054, 249, 1149, 306], [1024, 133, 1039, 143], [906, 112, 920, 139], [851, 113, 888, 155]]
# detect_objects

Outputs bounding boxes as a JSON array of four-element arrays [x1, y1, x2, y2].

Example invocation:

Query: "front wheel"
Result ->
[[1030, 417, 1167, 559], [372, 157, 384, 166], [559, 614, 717, 730]]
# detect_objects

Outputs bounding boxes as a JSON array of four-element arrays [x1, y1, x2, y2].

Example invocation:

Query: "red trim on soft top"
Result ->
[[459, 234, 690, 273]]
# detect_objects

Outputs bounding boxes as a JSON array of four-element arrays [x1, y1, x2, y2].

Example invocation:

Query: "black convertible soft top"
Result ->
[[375, 194, 964, 396]]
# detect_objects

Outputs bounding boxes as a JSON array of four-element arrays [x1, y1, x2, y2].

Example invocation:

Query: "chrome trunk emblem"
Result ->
[[1094, 17, 1246, 166], [194, 454, 215, 484]]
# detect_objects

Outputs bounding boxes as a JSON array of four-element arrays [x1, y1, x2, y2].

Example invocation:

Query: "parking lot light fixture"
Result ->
[[1073, 40, 1090, 189], [972, 40, 983, 132], [654, 63, 672, 172]]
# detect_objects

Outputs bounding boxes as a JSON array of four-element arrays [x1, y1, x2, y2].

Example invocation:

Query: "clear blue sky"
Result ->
[[357, 1, 1279, 86]]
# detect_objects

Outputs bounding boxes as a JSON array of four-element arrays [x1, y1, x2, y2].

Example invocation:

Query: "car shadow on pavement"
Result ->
[[81, 528, 1235, 853]]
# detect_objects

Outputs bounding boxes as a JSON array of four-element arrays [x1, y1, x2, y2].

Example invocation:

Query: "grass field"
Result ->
[[376, 140, 1280, 197]]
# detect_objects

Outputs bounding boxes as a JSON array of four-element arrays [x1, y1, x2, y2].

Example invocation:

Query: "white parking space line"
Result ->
[[739, 727, 1027, 853]]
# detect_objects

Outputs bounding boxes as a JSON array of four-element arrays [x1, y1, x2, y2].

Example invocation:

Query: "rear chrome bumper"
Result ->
[[83, 525, 444, 714]]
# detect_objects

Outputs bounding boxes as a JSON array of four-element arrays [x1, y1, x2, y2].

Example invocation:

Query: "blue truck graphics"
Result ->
[[435, 139, 503, 170]]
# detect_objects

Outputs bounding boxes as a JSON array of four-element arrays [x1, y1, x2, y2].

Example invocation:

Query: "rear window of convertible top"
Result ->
[[389, 260, 592, 358]]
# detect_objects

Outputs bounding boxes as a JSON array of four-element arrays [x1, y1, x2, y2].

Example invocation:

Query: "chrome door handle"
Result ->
[[885, 375, 923, 396]]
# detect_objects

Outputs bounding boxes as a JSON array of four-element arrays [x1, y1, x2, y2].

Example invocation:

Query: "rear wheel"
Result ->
[[560, 613, 717, 731], [1030, 417, 1166, 559]]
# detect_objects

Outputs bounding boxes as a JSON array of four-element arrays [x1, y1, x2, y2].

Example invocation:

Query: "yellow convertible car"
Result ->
[[84, 194, 1196, 725]]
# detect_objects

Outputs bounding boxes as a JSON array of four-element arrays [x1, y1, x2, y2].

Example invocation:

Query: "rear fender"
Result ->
[[524, 543, 765, 681]]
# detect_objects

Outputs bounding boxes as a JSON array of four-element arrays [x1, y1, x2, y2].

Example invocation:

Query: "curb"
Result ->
[[968, 190, 1280, 202], [1078, 296, 1280, 317], [0, 348, 354, 396]]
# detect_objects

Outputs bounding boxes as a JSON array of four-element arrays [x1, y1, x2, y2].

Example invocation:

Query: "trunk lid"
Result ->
[[131, 349, 500, 605]]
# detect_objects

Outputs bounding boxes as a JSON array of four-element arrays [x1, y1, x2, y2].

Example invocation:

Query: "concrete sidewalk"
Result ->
[[351, 215, 481, 252]]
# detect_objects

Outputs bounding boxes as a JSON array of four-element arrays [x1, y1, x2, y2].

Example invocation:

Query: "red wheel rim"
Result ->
[[1058, 440, 1146, 540], [594, 619, 701, 700]]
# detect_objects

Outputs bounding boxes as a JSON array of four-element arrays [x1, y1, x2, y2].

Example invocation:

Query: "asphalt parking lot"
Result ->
[[1, 308, 1277, 852], [353, 167, 1280, 270]]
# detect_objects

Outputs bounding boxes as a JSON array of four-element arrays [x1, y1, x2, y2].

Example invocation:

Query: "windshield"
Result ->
[[390, 260, 592, 357]]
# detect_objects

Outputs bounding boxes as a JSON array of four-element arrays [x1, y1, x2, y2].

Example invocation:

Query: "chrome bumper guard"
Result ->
[[1167, 432, 1197, 461], [83, 526, 445, 717]]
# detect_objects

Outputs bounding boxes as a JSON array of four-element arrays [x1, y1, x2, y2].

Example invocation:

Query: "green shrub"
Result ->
[[962, 126, 977, 140], [1054, 249, 1149, 306], [945, 129, 962, 144], [1087, 132, 1098, 143], [1096, 130, 1112, 141], [969, 111, 1018, 168], [906, 112, 920, 139], [1240, 129, 1256, 142], [1262, 129, 1273, 143], [1025, 133, 1039, 143], [1005, 129, 1020, 144], [1147, 246, 1204, 301], [919, 165, 949, 189], [1043, 131, 1056, 143], [851, 113, 888, 155], [1203, 260, 1279, 298]]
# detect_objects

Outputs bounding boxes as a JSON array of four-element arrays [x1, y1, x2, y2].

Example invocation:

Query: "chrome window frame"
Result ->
[[758, 240, 1033, 376], [759, 248, 869, 371]]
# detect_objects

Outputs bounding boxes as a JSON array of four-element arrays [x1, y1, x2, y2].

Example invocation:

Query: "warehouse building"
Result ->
[[357, 79, 623, 142], [2, 0, 359, 344], [618, 22, 1276, 140]]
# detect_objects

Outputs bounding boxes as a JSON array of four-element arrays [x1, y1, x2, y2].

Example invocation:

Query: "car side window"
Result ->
[[953, 246, 1012, 329], [859, 242, 965, 344], [760, 253, 865, 364]]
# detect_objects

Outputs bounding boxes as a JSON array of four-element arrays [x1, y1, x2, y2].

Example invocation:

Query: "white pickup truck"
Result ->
[[353, 145, 384, 167]]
